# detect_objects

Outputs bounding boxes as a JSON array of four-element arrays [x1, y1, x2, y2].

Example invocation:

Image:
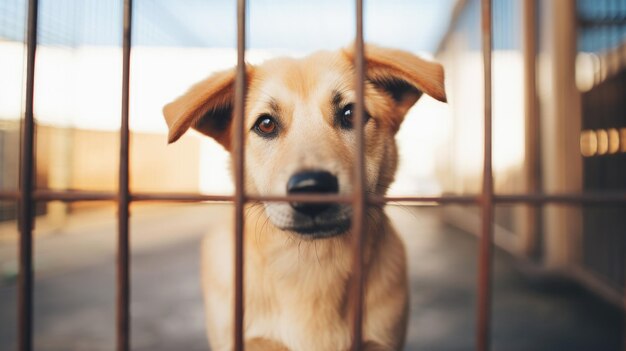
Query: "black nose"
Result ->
[[286, 171, 339, 216]]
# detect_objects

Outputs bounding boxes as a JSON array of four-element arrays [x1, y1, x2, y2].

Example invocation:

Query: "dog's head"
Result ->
[[163, 44, 446, 238]]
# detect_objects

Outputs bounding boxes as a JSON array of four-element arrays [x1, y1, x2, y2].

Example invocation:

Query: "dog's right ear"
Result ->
[[163, 66, 252, 149]]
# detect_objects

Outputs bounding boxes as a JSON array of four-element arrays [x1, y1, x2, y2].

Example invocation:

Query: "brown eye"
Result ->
[[341, 104, 354, 128], [337, 103, 371, 130], [253, 115, 279, 138]]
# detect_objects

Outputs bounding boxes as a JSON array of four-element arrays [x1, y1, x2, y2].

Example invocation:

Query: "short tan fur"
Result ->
[[164, 44, 446, 351]]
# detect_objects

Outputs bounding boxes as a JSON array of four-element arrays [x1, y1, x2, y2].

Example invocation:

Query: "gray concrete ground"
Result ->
[[0, 204, 623, 350]]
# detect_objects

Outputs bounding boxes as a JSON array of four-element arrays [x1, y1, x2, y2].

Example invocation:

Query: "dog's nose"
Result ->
[[286, 171, 338, 216]]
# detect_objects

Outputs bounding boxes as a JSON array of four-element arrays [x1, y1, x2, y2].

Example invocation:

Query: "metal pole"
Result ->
[[476, 0, 494, 350], [350, 0, 366, 349], [5, 189, 626, 206], [117, 0, 132, 350], [233, 0, 247, 349], [18, 0, 38, 349], [522, 0, 541, 259]]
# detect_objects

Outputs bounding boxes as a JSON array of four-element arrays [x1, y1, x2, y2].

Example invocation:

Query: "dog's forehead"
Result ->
[[252, 51, 351, 101]]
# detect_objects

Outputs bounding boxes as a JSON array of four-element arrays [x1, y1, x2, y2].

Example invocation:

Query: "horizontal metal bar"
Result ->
[[494, 193, 626, 205], [3, 190, 626, 205], [34, 190, 117, 202], [247, 194, 353, 204], [379, 195, 479, 205], [578, 17, 626, 27], [0, 191, 20, 201], [132, 193, 233, 202]]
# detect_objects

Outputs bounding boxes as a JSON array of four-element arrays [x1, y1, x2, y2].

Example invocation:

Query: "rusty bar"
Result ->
[[249, 193, 351, 204], [476, 0, 493, 349], [17, 0, 38, 349], [375, 195, 479, 205], [35, 190, 117, 202], [578, 16, 626, 28], [133, 192, 233, 203], [7, 189, 626, 206], [619, 1, 626, 349], [0, 191, 21, 201], [522, 0, 541, 258], [233, 0, 247, 349], [134, 194, 473, 205], [494, 193, 626, 205], [117, 0, 132, 350], [349, 0, 366, 349]]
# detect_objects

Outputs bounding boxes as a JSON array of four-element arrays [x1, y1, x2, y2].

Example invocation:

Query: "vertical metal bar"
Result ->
[[350, 0, 366, 349], [606, 0, 618, 312], [476, 0, 493, 350], [599, 0, 611, 290], [18, 0, 38, 350], [117, 0, 132, 350], [522, 0, 541, 259], [233, 0, 247, 349], [618, 2, 626, 348]]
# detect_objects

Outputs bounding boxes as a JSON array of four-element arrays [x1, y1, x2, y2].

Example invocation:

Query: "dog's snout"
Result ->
[[287, 171, 338, 194], [287, 171, 338, 216]]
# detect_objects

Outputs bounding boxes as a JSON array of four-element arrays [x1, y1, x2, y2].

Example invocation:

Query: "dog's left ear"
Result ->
[[343, 43, 447, 116]]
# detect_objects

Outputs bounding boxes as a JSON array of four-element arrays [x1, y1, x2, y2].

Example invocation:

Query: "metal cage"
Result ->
[[0, 0, 625, 350]]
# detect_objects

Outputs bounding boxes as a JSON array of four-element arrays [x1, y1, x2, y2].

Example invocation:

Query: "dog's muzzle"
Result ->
[[286, 170, 338, 216], [266, 170, 350, 238]]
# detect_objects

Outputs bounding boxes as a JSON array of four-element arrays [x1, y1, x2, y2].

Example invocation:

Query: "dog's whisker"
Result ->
[[260, 214, 272, 240], [297, 238, 304, 266], [365, 189, 420, 221], [250, 204, 265, 247]]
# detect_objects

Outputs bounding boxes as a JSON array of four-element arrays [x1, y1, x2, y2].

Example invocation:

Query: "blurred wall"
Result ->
[[437, 0, 625, 306], [35, 126, 202, 194], [436, 0, 529, 254]]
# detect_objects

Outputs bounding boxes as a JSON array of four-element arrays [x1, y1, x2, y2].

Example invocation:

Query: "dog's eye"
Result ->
[[338, 104, 369, 130], [340, 104, 354, 129], [253, 115, 278, 138]]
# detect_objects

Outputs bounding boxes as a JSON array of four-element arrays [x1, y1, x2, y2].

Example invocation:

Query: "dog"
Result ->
[[163, 44, 446, 351]]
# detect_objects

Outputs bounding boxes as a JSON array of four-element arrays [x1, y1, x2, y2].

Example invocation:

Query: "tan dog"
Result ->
[[163, 44, 446, 351]]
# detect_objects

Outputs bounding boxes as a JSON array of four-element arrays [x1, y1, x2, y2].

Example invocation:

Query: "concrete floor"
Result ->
[[0, 204, 623, 350]]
